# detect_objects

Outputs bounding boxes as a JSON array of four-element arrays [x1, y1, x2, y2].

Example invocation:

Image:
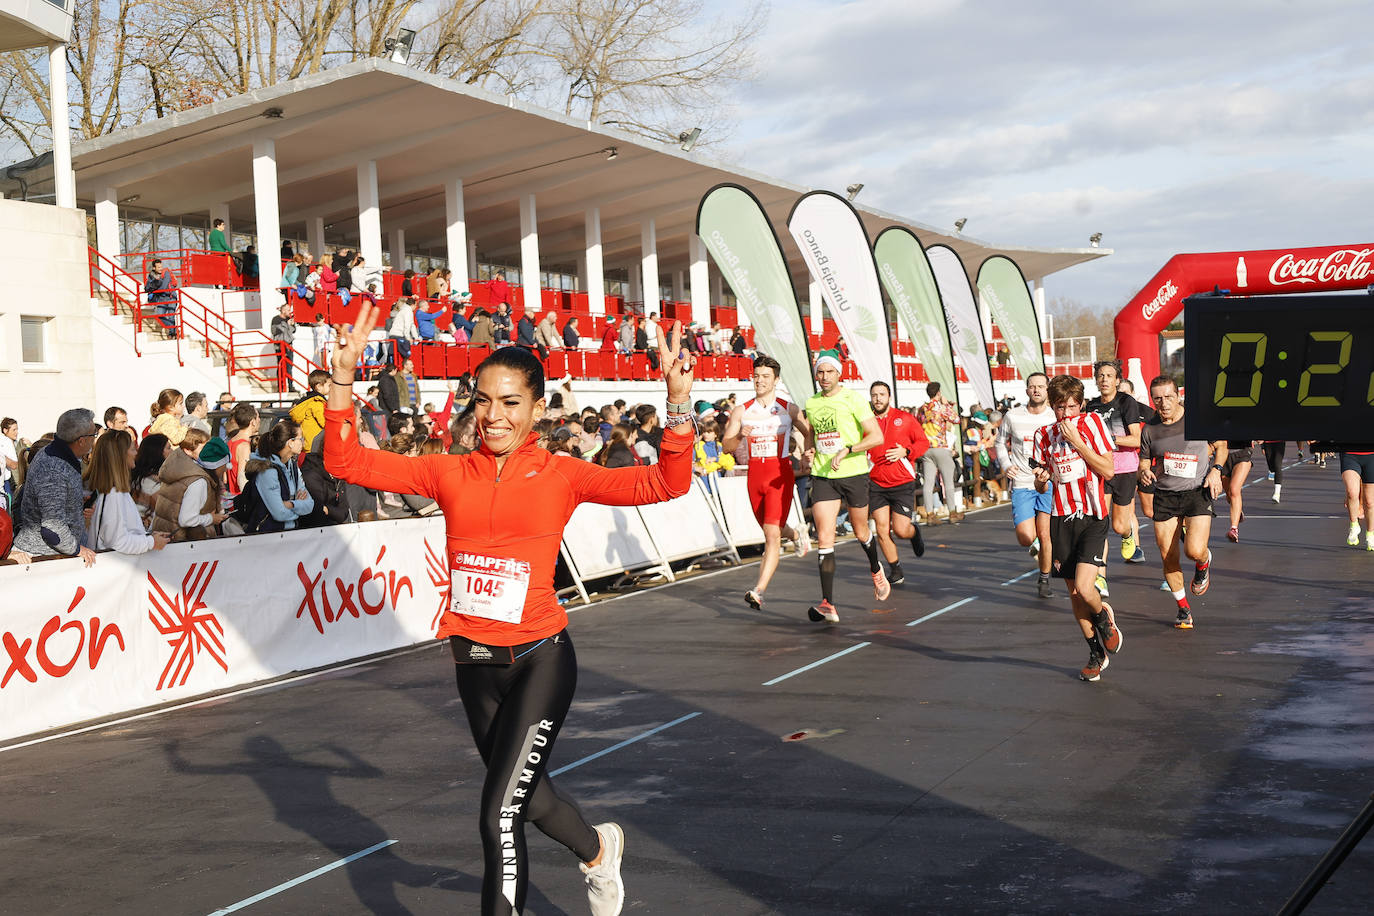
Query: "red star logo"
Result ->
[[148, 561, 227, 690], [425, 538, 451, 633]]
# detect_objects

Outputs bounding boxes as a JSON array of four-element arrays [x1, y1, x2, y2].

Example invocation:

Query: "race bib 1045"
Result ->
[[451, 552, 531, 624]]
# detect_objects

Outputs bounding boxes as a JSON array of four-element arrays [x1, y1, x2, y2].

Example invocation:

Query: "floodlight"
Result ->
[[954, 218, 967, 233], [604, 147, 619, 161], [1089, 232, 1103, 247], [385, 28, 417, 65], [678, 128, 701, 152], [846, 183, 864, 201]]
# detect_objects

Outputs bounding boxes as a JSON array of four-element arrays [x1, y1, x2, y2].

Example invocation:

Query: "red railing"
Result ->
[[89, 248, 147, 357]]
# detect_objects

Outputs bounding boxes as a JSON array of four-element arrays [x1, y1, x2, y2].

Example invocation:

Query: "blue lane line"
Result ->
[[1001, 569, 1037, 586], [905, 596, 976, 627], [206, 840, 397, 915], [549, 712, 702, 777], [763, 642, 872, 686]]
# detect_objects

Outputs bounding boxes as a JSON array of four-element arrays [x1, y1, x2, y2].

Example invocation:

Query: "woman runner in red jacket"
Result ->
[[323, 302, 698, 916]]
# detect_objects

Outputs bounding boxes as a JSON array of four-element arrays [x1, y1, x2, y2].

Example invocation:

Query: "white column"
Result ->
[[584, 208, 605, 316], [689, 234, 711, 327], [356, 160, 382, 266], [1032, 277, 1047, 340], [388, 228, 406, 271], [306, 217, 325, 261], [809, 279, 823, 334], [211, 203, 232, 240], [252, 138, 282, 290], [519, 193, 541, 312], [639, 219, 658, 312], [95, 187, 119, 260], [48, 43, 75, 208], [445, 178, 469, 284]]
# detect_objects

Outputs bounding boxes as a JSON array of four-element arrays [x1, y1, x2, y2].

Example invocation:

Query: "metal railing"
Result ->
[[89, 248, 147, 357]]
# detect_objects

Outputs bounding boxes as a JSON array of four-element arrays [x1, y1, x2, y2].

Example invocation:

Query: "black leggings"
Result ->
[[1263, 442, 1286, 484], [454, 632, 600, 915]]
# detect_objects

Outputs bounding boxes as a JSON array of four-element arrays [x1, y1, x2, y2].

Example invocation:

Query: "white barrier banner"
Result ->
[[562, 502, 662, 580], [0, 519, 447, 743], [926, 244, 997, 410], [713, 475, 804, 547], [636, 480, 731, 562]]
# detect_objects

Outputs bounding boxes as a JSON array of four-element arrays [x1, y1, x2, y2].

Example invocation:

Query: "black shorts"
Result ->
[[868, 480, 916, 518], [1104, 473, 1137, 506], [1151, 487, 1213, 522], [1340, 452, 1374, 483], [811, 473, 870, 509], [1224, 447, 1253, 474], [1050, 514, 1110, 579], [1138, 480, 1156, 495]]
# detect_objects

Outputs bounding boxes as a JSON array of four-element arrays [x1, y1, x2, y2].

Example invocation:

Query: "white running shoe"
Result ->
[[795, 526, 812, 559], [581, 823, 625, 916]]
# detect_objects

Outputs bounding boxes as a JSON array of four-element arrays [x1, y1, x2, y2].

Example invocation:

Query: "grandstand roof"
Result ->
[[4, 58, 1110, 285]]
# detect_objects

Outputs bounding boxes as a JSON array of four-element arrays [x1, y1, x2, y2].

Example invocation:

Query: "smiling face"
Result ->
[[752, 364, 777, 399], [473, 366, 545, 457]]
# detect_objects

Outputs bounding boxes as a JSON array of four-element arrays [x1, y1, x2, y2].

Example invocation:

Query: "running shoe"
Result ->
[[872, 568, 891, 601], [581, 823, 625, 916], [1367, 531, 1374, 553], [795, 527, 812, 559], [1125, 547, 1147, 564], [1096, 602, 1123, 654], [1037, 576, 1053, 600], [1272, 486, 1281, 504], [1095, 575, 1110, 598], [1160, 580, 1170, 591], [1028, 539, 1040, 559], [910, 526, 926, 558], [1348, 523, 1361, 547], [1080, 651, 1109, 682], [1297, 449, 1305, 462], [1120, 533, 1136, 560], [1190, 552, 1211, 596], [1175, 607, 1194, 629], [888, 565, 905, 586], [948, 510, 966, 523], [807, 600, 839, 623], [1267, 472, 1275, 481], [1227, 526, 1239, 543], [745, 589, 763, 610]]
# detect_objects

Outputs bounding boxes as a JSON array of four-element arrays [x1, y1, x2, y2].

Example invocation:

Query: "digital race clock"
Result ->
[[1183, 293, 1374, 440]]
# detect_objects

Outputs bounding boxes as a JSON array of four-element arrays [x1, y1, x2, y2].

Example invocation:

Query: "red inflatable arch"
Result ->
[[1114, 244, 1374, 383]]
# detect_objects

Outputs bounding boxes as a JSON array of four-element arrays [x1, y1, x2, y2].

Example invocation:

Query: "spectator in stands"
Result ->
[[730, 327, 748, 355], [488, 270, 510, 307], [289, 369, 331, 449], [153, 429, 226, 541], [415, 300, 439, 342], [491, 302, 513, 344], [645, 312, 660, 353], [301, 434, 350, 527], [281, 253, 304, 302], [635, 404, 662, 464], [387, 296, 419, 363], [1, 417, 17, 504], [537, 312, 563, 352], [450, 291, 475, 339], [247, 420, 313, 531], [148, 388, 189, 446], [619, 315, 636, 354], [439, 268, 453, 298], [227, 403, 258, 496], [281, 240, 294, 260], [209, 218, 230, 254], [102, 406, 130, 438], [398, 357, 420, 414], [181, 392, 212, 435], [271, 302, 298, 393], [562, 315, 581, 349], [711, 321, 730, 355], [131, 433, 170, 526], [693, 417, 733, 489], [242, 245, 259, 285], [350, 255, 376, 298], [469, 308, 496, 347], [85, 429, 171, 555], [597, 424, 640, 468], [145, 258, 179, 334], [306, 258, 326, 305], [600, 316, 620, 353], [547, 425, 578, 458], [377, 363, 401, 416], [449, 410, 479, 455], [401, 268, 416, 298], [13, 408, 100, 565], [426, 266, 444, 299], [516, 309, 540, 356]]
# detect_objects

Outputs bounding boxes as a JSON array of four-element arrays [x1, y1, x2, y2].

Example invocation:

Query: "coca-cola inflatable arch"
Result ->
[[1113, 244, 1374, 382]]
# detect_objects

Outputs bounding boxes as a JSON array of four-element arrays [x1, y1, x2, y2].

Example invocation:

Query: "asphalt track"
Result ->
[[3, 458, 1372, 915]]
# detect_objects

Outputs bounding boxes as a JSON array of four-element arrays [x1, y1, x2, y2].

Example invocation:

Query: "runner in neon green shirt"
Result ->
[[802, 354, 888, 623]]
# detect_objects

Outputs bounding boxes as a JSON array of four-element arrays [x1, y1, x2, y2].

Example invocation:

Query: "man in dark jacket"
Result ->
[[270, 302, 297, 392], [377, 364, 401, 416], [13, 408, 98, 565], [516, 312, 542, 357], [562, 316, 581, 348]]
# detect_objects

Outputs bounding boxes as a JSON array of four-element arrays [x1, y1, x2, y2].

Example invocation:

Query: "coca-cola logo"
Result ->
[[1142, 279, 1178, 321], [1268, 248, 1374, 287]]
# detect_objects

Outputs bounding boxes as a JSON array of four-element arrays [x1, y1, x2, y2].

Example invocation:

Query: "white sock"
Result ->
[[1274, 484, 1282, 496], [1171, 589, 1186, 601]]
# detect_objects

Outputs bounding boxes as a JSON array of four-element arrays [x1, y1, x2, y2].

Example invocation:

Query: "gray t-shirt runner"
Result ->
[[1139, 416, 1213, 492]]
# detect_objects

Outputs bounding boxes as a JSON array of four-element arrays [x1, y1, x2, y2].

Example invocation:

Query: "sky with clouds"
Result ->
[[713, 0, 1374, 312]]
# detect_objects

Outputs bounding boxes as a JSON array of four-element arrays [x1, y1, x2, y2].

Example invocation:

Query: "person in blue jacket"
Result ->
[[247, 419, 314, 530]]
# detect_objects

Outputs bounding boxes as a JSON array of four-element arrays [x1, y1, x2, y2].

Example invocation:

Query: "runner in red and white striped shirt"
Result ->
[[1030, 375, 1123, 682]]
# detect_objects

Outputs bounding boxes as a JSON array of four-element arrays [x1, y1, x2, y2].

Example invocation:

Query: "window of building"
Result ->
[[21, 316, 50, 364]]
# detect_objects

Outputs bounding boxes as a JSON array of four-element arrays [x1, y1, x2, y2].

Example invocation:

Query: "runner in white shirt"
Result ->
[[721, 355, 811, 609], [995, 373, 1057, 599]]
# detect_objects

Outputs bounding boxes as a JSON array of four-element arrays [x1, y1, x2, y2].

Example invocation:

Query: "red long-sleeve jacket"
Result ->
[[324, 407, 693, 645], [869, 408, 930, 488]]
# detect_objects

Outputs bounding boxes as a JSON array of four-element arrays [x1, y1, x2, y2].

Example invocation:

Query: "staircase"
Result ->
[[89, 247, 324, 400]]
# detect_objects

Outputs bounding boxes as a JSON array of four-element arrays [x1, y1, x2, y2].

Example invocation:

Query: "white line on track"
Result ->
[[1001, 569, 1038, 586], [549, 711, 701, 777], [906, 596, 977, 627], [205, 840, 398, 915], [762, 642, 872, 686]]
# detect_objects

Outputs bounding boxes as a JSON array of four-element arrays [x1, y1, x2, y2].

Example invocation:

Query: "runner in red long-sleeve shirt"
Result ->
[[867, 381, 930, 585], [324, 302, 699, 916]]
